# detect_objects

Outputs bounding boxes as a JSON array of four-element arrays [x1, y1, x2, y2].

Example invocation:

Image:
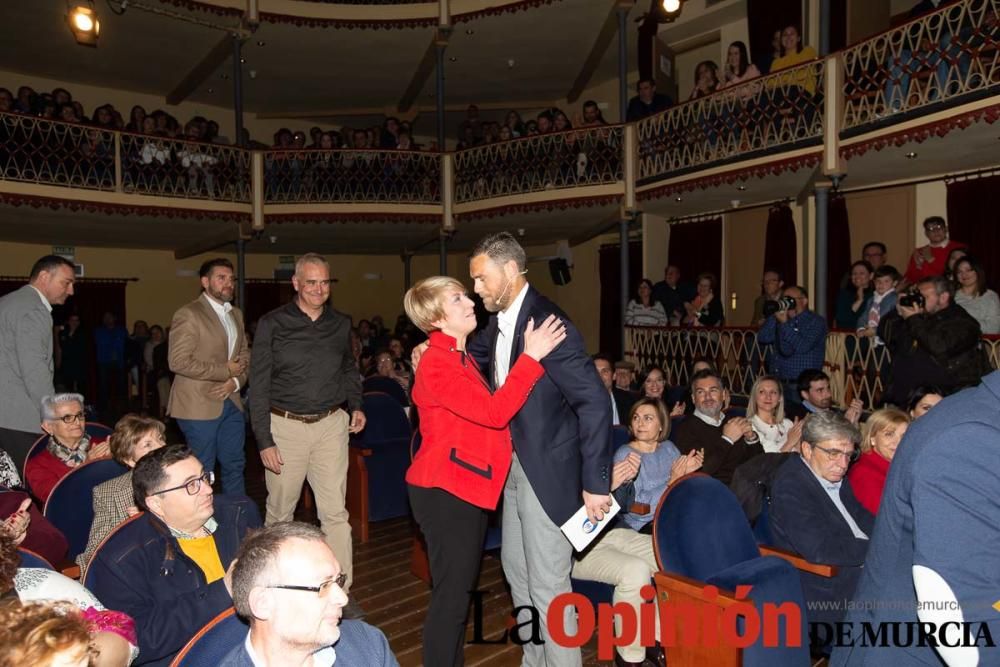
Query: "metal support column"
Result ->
[[620, 217, 630, 359], [236, 237, 246, 310], [819, 0, 831, 56], [617, 7, 629, 123], [814, 185, 830, 321], [232, 36, 244, 146]]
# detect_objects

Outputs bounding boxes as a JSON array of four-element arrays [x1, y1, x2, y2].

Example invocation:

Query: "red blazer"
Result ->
[[847, 449, 890, 515], [407, 331, 544, 510]]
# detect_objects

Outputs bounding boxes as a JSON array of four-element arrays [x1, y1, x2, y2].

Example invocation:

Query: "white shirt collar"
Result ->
[[497, 282, 529, 331], [693, 409, 724, 427], [245, 632, 336, 666], [202, 292, 233, 314], [29, 285, 52, 313], [802, 457, 842, 492]]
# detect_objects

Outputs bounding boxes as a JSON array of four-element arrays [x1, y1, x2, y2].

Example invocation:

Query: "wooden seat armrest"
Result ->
[[653, 571, 742, 608], [630, 502, 650, 515], [759, 545, 838, 577], [60, 564, 81, 580]]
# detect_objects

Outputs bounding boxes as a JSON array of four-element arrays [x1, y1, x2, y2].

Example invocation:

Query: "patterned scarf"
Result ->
[[45, 433, 91, 467]]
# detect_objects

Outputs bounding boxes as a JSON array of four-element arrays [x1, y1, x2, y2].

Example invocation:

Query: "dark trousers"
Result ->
[[408, 484, 488, 667], [0, 427, 42, 480], [175, 399, 246, 496]]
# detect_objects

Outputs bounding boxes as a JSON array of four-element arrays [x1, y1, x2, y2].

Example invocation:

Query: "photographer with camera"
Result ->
[[878, 275, 987, 408], [757, 286, 828, 410]]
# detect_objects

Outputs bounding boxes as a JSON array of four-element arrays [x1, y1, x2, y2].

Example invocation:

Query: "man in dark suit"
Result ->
[[0, 255, 75, 471], [467, 232, 611, 667], [770, 411, 874, 630], [832, 372, 1000, 667], [223, 522, 397, 667], [593, 354, 636, 426]]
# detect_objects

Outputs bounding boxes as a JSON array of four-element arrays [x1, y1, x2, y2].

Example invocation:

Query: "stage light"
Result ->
[[662, 0, 682, 12], [68, 3, 100, 46]]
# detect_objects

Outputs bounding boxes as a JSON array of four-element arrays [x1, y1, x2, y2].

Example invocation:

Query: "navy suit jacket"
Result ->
[[468, 285, 612, 526], [219, 620, 398, 667], [832, 371, 1000, 666], [770, 456, 874, 625]]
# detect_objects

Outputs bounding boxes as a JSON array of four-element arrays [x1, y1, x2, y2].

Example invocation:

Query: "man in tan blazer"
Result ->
[[168, 258, 250, 495]]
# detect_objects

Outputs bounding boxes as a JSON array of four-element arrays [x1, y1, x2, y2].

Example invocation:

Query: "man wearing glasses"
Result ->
[[88, 443, 261, 666], [899, 217, 966, 291], [770, 411, 874, 634], [26, 393, 110, 502], [222, 522, 397, 666], [249, 253, 365, 613]]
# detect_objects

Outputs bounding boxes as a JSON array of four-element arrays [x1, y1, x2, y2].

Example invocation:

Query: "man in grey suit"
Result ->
[[0, 255, 76, 472]]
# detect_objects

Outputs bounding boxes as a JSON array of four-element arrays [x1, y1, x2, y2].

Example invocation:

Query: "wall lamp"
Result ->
[[67, 2, 100, 46]]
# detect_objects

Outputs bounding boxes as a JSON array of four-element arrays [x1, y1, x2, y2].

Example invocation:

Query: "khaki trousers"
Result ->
[[571, 527, 659, 662], [266, 409, 353, 590]]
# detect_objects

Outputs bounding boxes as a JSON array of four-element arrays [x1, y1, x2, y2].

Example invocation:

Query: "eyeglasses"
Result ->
[[54, 412, 85, 424], [267, 572, 348, 598], [150, 471, 215, 497], [925, 223, 946, 231], [811, 445, 859, 463]]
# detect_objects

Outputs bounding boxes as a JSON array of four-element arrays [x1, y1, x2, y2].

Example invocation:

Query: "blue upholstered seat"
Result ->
[[44, 458, 128, 559], [352, 392, 411, 522]]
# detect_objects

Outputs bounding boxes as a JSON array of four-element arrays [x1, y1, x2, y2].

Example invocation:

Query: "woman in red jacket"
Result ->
[[848, 407, 910, 514], [403, 276, 566, 667]]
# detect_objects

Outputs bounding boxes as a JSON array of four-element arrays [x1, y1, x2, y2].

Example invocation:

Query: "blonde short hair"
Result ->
[[404, 276, 467, 333], [860, 407, 910, 453], [109, 414, 165, 466]]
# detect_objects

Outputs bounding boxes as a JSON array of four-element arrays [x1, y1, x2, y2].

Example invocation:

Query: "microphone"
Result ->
[[496, 269, 528, 309]]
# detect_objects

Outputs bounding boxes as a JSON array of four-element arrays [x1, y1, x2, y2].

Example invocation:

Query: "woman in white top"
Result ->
[[953, 256, 1000, 334], [746, 375, 802, 453], [625, 279, 669, 327]]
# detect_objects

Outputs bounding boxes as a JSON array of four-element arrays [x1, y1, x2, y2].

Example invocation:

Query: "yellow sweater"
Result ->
[[771, 46, 819, 95], [177, 535, 225, 583]]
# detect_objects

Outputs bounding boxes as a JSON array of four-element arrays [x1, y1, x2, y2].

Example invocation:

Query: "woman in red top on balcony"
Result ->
[[847, 407, 910, 515], [403, 275, 566, 667], [25, 393, 110, 503]]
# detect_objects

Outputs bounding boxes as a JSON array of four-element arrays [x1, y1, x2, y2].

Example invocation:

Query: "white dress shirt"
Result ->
[[203, 293, 240, 390], [493, 283, 529, 388], [29, 285, 52, 313]]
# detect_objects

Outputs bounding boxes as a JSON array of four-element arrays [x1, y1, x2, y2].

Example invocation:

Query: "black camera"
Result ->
[[898, 290, 925, 309], [763, 296, 797, 317]]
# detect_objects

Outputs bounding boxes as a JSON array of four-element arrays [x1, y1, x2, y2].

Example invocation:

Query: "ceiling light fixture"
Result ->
[[465, 29, 474, 35], [905, 151, 918, 159], [67, 2, 100, 47], [675, 196, 683, 202], [655, 0, 686, 23], [256, 40, 265, 46], [449, 56, 458, 62], [737, 185, 746, 191], [240, 57, 247, 64]]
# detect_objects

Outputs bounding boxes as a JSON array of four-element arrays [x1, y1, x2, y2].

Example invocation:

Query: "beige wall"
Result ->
[[0, 234, 606, 351], [724, 207, 770, 326], [843, 185, 916, 271]]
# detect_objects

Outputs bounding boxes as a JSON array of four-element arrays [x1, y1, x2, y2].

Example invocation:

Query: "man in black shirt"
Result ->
[[249, 252, 365, 596], [625, 78, 672, 122]]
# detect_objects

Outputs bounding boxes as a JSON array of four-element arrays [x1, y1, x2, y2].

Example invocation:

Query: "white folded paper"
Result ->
[[559, 495, 621, 552]]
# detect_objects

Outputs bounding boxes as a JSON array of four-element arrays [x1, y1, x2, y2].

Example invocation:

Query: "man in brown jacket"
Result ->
[[168, 258, 250, 495]]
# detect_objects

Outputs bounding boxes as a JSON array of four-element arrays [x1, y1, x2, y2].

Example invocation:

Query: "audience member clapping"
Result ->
[[771, 24, 819, 95], [953, 255, 1000, 334], [683, 272, 723, 327], [746, 375, 802, 453], [689, 60, 720, 100], [27, 393, 111, 502], [835, 260, 873, 329], [848, 407, 910, 515], [719, 41, 761, 90]]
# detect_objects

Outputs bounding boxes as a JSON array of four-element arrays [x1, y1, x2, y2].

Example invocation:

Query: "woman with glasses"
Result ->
[[848, 408, 911, 515], [26, 393, 111, 502], [76, 414, 167, 574]]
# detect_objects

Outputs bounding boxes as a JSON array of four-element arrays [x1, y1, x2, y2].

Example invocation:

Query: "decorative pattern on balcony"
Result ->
[[453, 126, 624, 204], [842, 0, 1000, 132], [263, 149, 440, 204], [0, 115, 116, 191], [625, 325, 1000, 412], [120, 132, 251, 202], [637, 59, 826, 184]]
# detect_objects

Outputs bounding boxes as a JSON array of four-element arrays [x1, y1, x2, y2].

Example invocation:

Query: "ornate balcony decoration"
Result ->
[[842, 0, 1000, 132], [637, 59, 826, 184], [0, 114, 116, 191], [120, 132, 251, 202], [453, 125, 624, 204], [625, 325, 1000, 412], [262, 149, 441, 204]]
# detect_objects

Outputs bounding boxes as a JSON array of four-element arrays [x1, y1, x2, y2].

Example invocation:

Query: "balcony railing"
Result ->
[[625, 325, 1000, 412], [842, 0, 1000, 131], [262, 149, 441, 204], [453, 125, 625, 204], [637, 58, 826, 183], [0, 0, 996, 210]]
